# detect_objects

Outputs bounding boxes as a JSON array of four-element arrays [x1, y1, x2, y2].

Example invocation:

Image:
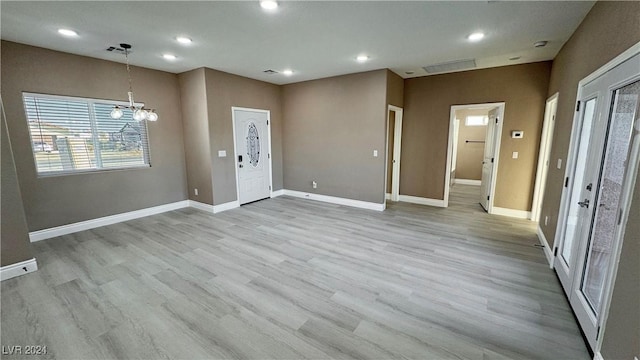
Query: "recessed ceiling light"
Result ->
[[176, 36, 192, 44], [356, 55, 369, 63], [509, 56, 521, 61], [163, 54, 177, 60], [283, 69, 293, 76], [405, 71, 415, 75], [467, 32, 485, 42], [58, 28, 78, 37], [260, 0, 278, 10], [534, 41, 548, 48]]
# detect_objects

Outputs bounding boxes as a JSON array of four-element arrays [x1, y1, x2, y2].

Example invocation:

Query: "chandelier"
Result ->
[[110, 43, 158, 122]]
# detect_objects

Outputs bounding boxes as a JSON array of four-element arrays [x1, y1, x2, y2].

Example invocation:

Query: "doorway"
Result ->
[[554, 50, 640, 351], [444, 103, 505, 211], [232, 107, 273, 205], [385, 105, 403, 203], [531, 93, 558, 222]]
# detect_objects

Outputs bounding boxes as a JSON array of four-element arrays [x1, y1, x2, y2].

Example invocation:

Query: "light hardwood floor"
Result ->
[[1, 185, 590, 359]]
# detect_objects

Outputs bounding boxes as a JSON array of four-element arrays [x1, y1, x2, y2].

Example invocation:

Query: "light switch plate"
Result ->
[[512, 152, 518, 159], [218, 150, 227, 157], [373, 150, 378, 157], [557, 159, 562, 169]]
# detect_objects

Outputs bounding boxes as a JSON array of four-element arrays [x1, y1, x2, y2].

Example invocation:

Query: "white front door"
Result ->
[[555, 52, 640, 350], [233, 108, 271, 205], [479, 108, 499, 211]]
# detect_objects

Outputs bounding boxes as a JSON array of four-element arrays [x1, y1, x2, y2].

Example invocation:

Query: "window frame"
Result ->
[[22, 92, 152, 177]]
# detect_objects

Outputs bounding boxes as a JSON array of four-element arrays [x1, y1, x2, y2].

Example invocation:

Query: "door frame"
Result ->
[[531, 92, 559, 222], [384, 105, 403, 203], [231, 106, 274, 205], [444, 102, 505, 210], [552, 41, 640, 353]]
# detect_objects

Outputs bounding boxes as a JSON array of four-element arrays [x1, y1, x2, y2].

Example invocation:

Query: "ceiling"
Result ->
[[1, 1, 595, 85]]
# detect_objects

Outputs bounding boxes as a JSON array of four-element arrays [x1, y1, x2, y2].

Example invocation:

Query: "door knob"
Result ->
[[578, 199, 590, 208]]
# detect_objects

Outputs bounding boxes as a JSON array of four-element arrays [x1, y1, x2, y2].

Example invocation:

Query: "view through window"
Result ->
[[23, 93, 151, 175]]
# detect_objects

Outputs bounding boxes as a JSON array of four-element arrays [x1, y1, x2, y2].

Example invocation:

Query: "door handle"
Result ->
[[578, 199, 590, 208]]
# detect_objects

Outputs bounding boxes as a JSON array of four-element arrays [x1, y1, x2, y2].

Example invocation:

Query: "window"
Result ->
[[465, 115, 488, 126], [23, 93, 151, 175]]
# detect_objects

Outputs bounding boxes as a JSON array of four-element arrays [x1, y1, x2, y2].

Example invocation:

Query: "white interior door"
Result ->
[[479, 108, 499, 211], [233, 108, 271, 205], [531, 94, 557, 222], [385, 106, 403, 202], [555, 52, 640, 350]]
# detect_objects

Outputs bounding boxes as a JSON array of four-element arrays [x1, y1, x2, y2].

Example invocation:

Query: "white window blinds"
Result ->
[[22, 93, 151, 175]]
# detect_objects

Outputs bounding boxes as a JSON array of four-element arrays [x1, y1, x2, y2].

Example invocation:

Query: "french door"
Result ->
[[555, 52, 640, 350]]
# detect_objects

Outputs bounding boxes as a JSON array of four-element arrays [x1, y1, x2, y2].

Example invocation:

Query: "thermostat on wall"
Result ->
[[511, 130, 524, 139]]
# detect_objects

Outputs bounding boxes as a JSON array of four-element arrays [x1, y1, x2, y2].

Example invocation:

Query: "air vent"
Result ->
[[423, 59, 476, 74], [106, 46, 131, 55], [263, 69, 278, 74]]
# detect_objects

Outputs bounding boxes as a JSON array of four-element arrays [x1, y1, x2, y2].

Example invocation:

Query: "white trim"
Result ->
[[232, 107, 273, 206], [188, 200, 214, 213], [531, 93, 559, 222], [271, 189, 285, 198], [384, 105, 404, 203], [453, 179, 481, 186], [445, 102, 505, 210], [398, 195, 446, 207], [536, 226, 555, 269], [29, 200, 190, 242], [593, 352, 604, 360], [1, 258, 38, 281], [213, 200, 240, 214], [491, 206, 531, 219], [283, 189, 385, 211], [385, 193, 392, 200]]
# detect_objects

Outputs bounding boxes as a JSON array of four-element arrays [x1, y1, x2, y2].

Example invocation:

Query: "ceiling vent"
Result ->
[[106, 46, 131, 55], [423, 59, 477, 74], [263, 69, 278, 74]]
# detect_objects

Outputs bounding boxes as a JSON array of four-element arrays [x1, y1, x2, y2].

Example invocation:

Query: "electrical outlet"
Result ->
[[512, 151, 519, 159], [373, 150, 378, 157], [312, 181, 317, 189], [194, 188, 199, 196]]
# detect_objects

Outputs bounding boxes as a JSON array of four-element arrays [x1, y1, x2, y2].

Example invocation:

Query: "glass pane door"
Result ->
[[561, 97, 597, 266], [580, 79, 640, 315]]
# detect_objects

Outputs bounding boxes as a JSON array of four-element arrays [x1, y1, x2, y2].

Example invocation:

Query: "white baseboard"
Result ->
[[271, 189, 285, 198], [189, 200, 215, 213], [385, 193, 391, 200], [213, 200, 240, 213], [283, 189, 385, 211], [537, 226, 554, 269], [398, 195, 446, 207], [491, 206, 531, 220], [1, 258, 38, 281], [454, 179, 482, 186], [29, 200, 191, 242]]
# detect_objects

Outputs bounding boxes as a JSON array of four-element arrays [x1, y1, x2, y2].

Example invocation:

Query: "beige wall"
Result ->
[[282, 70, 388, 203], [1, 114, 33, 267], [537, 2, 640, 359], [205, 68, 283, 205], [386, 70, 404, 108], [454, 109, 488, 180], [178, 68, 214, 205], [402, 62, 551, 210], [1, 41, 188, 231]]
